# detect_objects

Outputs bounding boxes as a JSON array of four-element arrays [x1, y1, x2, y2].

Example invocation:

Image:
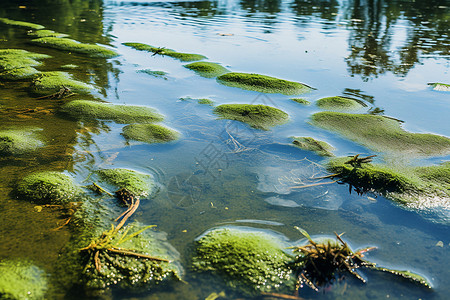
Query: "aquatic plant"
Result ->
[[217, 72, 312, 95], [0, 17, 44, 29], [292, 137, 335, 157], [31, 37, 118, 58], [197, 98, 215, 105], [192, 227, 295, 295], [137, 69, 168, 79], [60, 100, 164, 124], [96, 168, 155, 197], [30, 72, 93, 96], [15, 171, 82, 204], [311, 112, 450, 157], [0, 129, 43, 155], [290, 98, 310, 105], [214, 104, 289, 130], [122, 124, 179, 144], [316, 96, 365, 111], [28, 29, 69, 38], [0, 259, 48, 299], [0, 49, 50, 80], [428, 82, 450, 92], [123, 42, 206, 62], [184, 62, 229, 78]]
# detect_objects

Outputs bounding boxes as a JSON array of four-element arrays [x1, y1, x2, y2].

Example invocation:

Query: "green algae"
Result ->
[[0, 260, 48, 300], [137, 69, 168, 79], [122, 124, 179, 144], [96, 168, 155, 197], [311, 112, 450, 157], [30, 72, 93, 95], [428, 82, 450, 92], [0, 17, 44, 30], [123, 42, 206, 62], [15, 171, 82, 204], [192, 227, 295, 295], [292, 137, 335, 157], [217, 72, 312, 95], [0, 49, 50, 80], [197, 98, 215, 105], [31, 37, 118, 58], [214, 104, 289, 130], [0, 129, 43, 155], [290, 98, 310, 105], [28, 30, 69, 38], [184, 62, 229, 78], [316, 96, 365, 111], [60, 100, 164, 124], [0, 66, 40, 80]]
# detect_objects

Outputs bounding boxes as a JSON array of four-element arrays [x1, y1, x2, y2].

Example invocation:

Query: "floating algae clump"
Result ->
[[192, 227, 295, 295], [122, 124, 179, 144], [311, 112, 450, 157], [96, 168, 155, 197], [217, 72, 312, 95], [214, 104, 289, 130], [137, 69, 168, 79], [123, 42, 206, 62], [184, 62, 229, 78], [0, 49, 50, 80], [428, 82, 450, 92], [15, 171, 82, 204], [31, 37, 118, 58], [292, 137, 335, 157], [290, 98, 310, 105], [0, 259, 48, 299], [28, 29, 69, 38], [30, 72, 93, 95], [316, 96, 365, 111], [0, 17, 44, 29], [0, 129, 43, 155], [60, 100, 164, 124]]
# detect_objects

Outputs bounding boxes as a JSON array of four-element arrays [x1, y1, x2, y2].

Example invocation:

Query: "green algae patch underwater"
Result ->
[[0, 17, 44, 30], [28, 29, 69, 38], [137, 69, 168, 79], [316, 96, 365, 111], [311, 112, 450, 157], [15, 171, 82, 204], [214, 104, 289, 130], [326, 157, 450, 209], [123, 42, 206, 62], [292, 137, 335, 157], [217, 72, 312, 95], [96, 168, 155, 197], [290, 98, 310, 105], [31, 37, 118, 58], [0, 259, 48, 300], [0, 49, 50, 81], [30, 72, 93, 95], [428, 82, 450, 92], [60, 100, 164, 124], [192, 227, 295, 295], [184, 62, 229, 78], [122, 124, 179, 144], [0, 129, 43, 155]]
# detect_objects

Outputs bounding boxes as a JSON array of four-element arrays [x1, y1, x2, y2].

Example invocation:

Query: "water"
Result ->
[[0, 0, 449, 299]]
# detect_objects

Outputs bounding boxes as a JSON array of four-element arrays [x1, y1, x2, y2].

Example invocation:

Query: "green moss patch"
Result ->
[[311, 112, 450, 157], [214, 104, 289, 130], [30, 71, 93, 95], [292, 137, 335, 157], [60, 100, 164, 124], [290, 98, 310, 105], [0, 130, 43, 155], [0, 17, 44, 29], [123, 42, 206, 62], [15, 171, 82, 204], [0, 260, 48, 300], [0, 66, 40, 80], [428, 82, 450, 92], [122, 124, 179, 144], [0, 49, 50, 80], [316, 96, 365, 111], [31, 37, 118, 58], [197, 98, 214, 105], [28, 29, 69, 38], [184, 62, 229, 78], [217, 72, 312, 95], [192, 227, 295, 295], [137, 69, 168, 79], [96, 168, 155, 197]]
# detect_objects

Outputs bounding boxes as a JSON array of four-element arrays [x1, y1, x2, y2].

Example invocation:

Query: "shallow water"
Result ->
[[0, 0, 449, 299]]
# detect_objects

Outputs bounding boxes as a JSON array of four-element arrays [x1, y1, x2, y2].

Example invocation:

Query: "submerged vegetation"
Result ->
[[184, 62, 229, 78], [316, 96, 365, 111], [292, 137, 335, 157], [123, 42, 206, 62], [31, 37, 118, 58], [0, 129, 43, 155], [0, 17, 44, 29], [122, 124, 179, 144], [95, 168, 155, 197], [30, 72, 93, 95], [0, 49, 50, 81]]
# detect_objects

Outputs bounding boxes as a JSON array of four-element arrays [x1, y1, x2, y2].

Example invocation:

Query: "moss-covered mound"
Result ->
[[197, 98, 214, 105], [292, 137, 335, 157], [122, 124, 179, 144], [217, 72, 312, 95], [28, 29, 69, 38], [31, 37, 118, 58], [0, 130, 43, 155], [428, 82, 450, 92], [214, 104, 289, 130], [60, 100, 164, 124], [184, 62, 229, 78], [0, 260, 48, 299], [137, 69, 168, 79], [123, 42, 206, 62], [0, 49, 50, 81], [192, 227, 295, 295], [316, 96, 365, 111], [30, 72, 93, 95], [311, 112, 450, 157], [290, 98, 310, 105], [96, 168, 155, 197], [15, 171, 82, 204], [0, 17, 44, 29]]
